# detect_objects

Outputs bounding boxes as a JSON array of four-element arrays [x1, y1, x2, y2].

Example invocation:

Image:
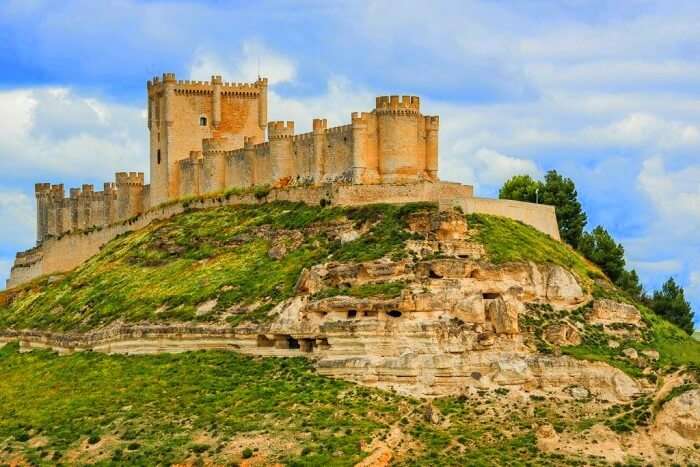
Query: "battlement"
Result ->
[[35, 183, 51, 195], [313, 118, 328, 132], [115, 172, 145, 186], [103, 182, 117, 193], [424, 115, 439, 130], [268, 121, 295, 139], [203, 137, 234, 154], [351, 112, 372, 126], [375, 95, 420, 114], [148, 72, 267, 96]]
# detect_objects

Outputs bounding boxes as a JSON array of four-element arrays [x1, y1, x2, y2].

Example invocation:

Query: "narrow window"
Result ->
[[157, 149, 161, 164], [199, 116, 207, 126]]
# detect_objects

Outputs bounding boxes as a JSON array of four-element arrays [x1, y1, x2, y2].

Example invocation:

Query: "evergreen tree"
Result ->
[[498, 175, 541, 204], [540, 170, 587, 249], [579, 226, 626, 284], [649, 278, 695, 335], [499, 170, 587, 248], [616, 269, 645, 301]]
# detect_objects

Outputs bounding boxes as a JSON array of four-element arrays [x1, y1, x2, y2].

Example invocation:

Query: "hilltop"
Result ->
[[1, 200, 699, 465]]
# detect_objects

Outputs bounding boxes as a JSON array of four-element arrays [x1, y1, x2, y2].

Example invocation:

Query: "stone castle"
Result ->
[[9, 73, 559, 288]]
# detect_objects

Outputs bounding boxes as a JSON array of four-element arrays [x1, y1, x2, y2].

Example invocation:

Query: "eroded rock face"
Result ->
[[544, 323, 581, 346], [588, 299, 643, 326], [652, 389, 700, 448]]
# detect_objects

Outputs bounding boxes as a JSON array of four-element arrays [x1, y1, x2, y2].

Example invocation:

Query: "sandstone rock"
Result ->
[[536, 424, 560, 451], [544, 322, 581, 346], [622, 348, 638, 360], [486, 297, 519, 335], [641, 349, 659, 361], [569, 386, 589, 400], [543, 265, 585, 305], [652, 389, 700, 448], [454, 294, 486, 324], [608, 339, 620, 349], [196, 299, 217, 316], [423, 403, 441, 424], [589, 299, 643, 326]]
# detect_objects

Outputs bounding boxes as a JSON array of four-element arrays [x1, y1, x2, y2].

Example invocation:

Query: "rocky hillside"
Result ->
[[1, 201, 699, 465]]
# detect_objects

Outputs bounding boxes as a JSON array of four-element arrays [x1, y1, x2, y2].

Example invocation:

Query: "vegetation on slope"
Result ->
[[469, 213, 700, 377], [0, 202, 429, 332], [0, 342, 613, 466]]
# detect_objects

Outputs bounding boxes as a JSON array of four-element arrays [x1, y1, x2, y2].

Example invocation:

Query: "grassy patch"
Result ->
[[312, 282, 407, 301], [0, 202, 434, 332], [467, 213, 604, 291]]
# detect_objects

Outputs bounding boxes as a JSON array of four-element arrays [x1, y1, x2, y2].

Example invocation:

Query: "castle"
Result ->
[[8, 73, 559, 288]]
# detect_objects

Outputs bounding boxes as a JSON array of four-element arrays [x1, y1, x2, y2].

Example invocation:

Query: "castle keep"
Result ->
[[9, 73, 560, 288]]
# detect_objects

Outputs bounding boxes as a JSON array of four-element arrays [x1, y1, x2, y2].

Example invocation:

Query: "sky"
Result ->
[[0, 0, 698, 327]]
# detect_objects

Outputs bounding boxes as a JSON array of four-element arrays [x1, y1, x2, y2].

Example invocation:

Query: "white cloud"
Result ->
[[638, 157, 700, 225], [582, 113, 700, 149], [630, 259, 683, 275], [0, 87, 146, 182], [190, 40, 296, 86], [0, 189, 35, 247]]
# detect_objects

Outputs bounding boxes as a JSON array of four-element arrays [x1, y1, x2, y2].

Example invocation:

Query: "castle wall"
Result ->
[[9, 182, 481, 288], [324, 125, 354, 182], [456, 197, 561, 241]]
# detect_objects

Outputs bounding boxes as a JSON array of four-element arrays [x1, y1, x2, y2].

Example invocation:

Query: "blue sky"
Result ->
[[0, 0, 699, 327]]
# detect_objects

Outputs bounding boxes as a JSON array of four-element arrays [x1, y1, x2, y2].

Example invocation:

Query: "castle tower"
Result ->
[[268, 121, 295, 184], [424, 116, 439, 181], [116, 172, 144, 220], [375, 96, 421, 184], [147, 73, 268, 205], [202, 137, 230, 194], [35, 183, 51, 243]]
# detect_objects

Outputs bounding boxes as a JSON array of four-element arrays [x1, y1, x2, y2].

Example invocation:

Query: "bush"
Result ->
[[242, 447, 253, 459]]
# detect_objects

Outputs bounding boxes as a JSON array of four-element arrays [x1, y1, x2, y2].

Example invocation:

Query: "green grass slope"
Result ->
[[0, 202, 425, 332], [0, 342, 610, 466]]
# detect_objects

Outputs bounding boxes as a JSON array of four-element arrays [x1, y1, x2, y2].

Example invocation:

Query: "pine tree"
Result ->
[[578, 226, 626, 284], [649, 277, 695, 335], [540, 170, 587, 249]]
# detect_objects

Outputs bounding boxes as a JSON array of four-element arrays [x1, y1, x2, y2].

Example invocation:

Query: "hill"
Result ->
[[1, 200, 699, 465]]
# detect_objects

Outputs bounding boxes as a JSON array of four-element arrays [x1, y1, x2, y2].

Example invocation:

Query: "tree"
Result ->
[[540, 171, 587, 249], [499, 170, 587, 248], [616, 269, 645, 301], [498, 175, 541, 204], [648, 277, 695, 335], [579, 226, 626, 284]]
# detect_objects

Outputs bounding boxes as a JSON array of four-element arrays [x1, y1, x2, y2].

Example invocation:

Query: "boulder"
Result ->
[[544, 322, 581, 346], [622, 348, 638, 360], [544, 265, 586, 305], [589, 299, 643, 326]]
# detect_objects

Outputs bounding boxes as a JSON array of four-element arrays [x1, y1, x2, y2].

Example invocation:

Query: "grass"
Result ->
[[467, 213, 606, 291], [0, 342, 600, 466], [0, 202, 432, 332]]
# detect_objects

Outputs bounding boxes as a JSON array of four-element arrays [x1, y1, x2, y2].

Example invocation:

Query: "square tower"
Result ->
[[146, 73, 268, 205]]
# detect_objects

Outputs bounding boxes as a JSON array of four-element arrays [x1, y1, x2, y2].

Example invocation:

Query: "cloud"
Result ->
[[630, 259, 683, 275], [189, 41, 296, 86], [0, 87, 146, 183], [638, 157, 700, 226], [582, 113, 700, 149], [0, 189, 35, 249]]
